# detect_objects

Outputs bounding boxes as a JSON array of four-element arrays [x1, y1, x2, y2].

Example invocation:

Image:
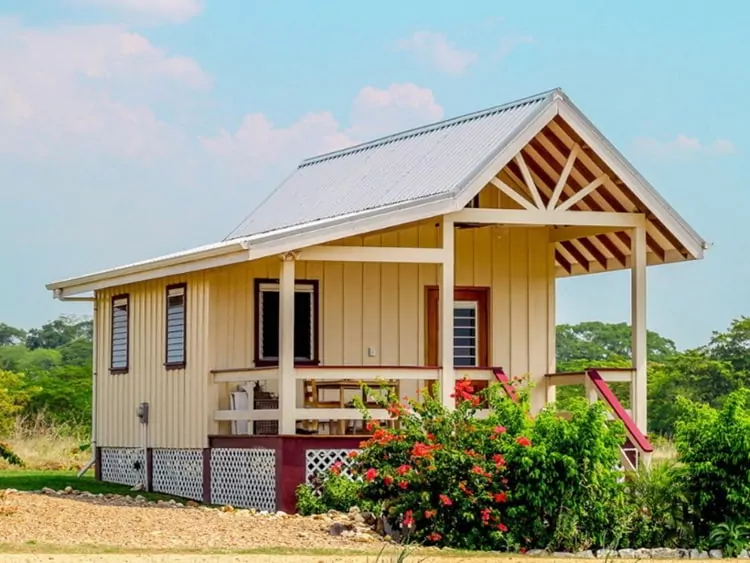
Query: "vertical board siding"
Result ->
[[96, 273, 210, 449], [97, 219, 556, 449]]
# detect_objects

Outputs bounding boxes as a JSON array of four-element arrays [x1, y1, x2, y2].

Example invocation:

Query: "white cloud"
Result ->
[[73, 0, 204, 24], [0, 18, 210, 159], [394, 31, 477, 74], [635, 134, 737, 157], [201, 83, 444, 177]]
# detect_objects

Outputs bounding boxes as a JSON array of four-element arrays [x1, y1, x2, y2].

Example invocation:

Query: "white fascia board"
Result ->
[[48, 241, 251, 297]]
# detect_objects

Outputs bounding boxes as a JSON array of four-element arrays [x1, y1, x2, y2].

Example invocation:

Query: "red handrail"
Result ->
[[586, 369, 653, 453], [492, 368, 518, 402]]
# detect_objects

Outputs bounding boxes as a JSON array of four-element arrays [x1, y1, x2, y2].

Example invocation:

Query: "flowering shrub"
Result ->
[[346, 378, 627, 551]]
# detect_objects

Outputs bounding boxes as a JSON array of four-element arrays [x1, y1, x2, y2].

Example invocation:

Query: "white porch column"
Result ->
[[440, 217, 455, 408], [279, 254, 296, 435], [631, 226, 647, 433]]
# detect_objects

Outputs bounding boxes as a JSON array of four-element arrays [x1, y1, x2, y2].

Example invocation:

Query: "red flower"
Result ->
[[330, 461, 342, 475], [439, 494, 453, 506], [347, 450, 358, 458], [459, 481, 474, 496], [411, 442, 439, 459], [398, 480, 409, 490], [365, 420, 380, 432], [451, 378, 475, 402], [365, 468, 377, 482], [471, 465, 485, 476], [491, 453, 506, 469], [465, 449, 481, 458], [384, 475, 394, 486], [396, 464, 411, 476], [470, 395, 481, 407], [516, 436, 532, 447], [426, 433, 436, 442], [481, 508, 492, 525], [402, 510, 414, 528], [493, 492, 507, 503], [427, 532, 442, 542], [386, 403, 404, 417], [424, 509, 437, 519], [497, 522, 508, 532], [493, 425, 507, 435], [520, 548, 528, 554]]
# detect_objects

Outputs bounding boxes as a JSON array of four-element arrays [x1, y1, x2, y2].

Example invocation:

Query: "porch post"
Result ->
[[279, 254, 296, 435], [440, 217, 455, 408], [631, 225, 647, 433]]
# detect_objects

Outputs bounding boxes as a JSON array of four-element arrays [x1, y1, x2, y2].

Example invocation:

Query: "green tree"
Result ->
[[0, 369, 28, 437], [0, 323, 26, 347], [556, 321, 677, 365], [703, 316, 750, 375], [25, 316, 92, 350]]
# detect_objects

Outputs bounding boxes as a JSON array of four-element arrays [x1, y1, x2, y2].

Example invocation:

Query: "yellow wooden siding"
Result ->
[[207, 221, 554, 415], [95, 273, 210, 448], [96, 218, 556, 446]]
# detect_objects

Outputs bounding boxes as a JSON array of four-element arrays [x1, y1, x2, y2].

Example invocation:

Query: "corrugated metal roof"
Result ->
[[225, 89, 557, 240]]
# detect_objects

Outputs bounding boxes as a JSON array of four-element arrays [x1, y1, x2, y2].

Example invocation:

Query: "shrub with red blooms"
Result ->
[[343, 378, 627, 552]]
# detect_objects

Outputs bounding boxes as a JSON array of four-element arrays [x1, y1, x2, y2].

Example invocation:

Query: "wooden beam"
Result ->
[[554, 249, 572, 274], [441, 217, 455, 409], [489, 177, 536, 210], [450, 208, 646, 228], [515, 153, 545, 210], [279, 256, 296, 435], [293, 367, 440, 381], [215, 409, 280, 422], [213, 368, 279, 383], [560, 240, 590, 272], [631, 226, 647, 433], [556, 174, 608, 212], [578, 238, 608, 270], [596, 234, 628, 268], [297, 245, 445, 263], [549, 226, 624, 243], [547, 143, 579, 210]]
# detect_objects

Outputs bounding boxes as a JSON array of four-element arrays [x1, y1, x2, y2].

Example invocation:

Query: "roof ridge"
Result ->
[[298, 88, 561, 168]]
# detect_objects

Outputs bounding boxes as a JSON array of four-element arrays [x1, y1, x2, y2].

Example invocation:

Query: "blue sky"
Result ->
[[0, 0, 746, 349]]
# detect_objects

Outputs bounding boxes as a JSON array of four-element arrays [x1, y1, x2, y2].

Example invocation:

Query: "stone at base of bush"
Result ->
[[596, 549, 617, 558], [575, 550, 595, 558], [708, 550, 722, 559], [690, 550, 709, 559], [525, 549, 547, 557], [552, 552, 576, 558], [738, 550, 749, 559]]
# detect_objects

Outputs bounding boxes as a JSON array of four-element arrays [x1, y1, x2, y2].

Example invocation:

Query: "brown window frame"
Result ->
[[110, 293, 130, 374], [253, 278, 320, 367], [165, 283, 187, 370]]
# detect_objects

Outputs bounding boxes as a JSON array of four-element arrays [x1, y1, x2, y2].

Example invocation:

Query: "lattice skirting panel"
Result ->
[[100, 447, 146, 487], [305, 448, 360, 485], [151, 449, 204, 501], [210, 448, 276, 512]]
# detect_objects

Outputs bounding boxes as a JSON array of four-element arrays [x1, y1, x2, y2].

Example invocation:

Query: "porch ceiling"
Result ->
[[493, 117, 695, 277]]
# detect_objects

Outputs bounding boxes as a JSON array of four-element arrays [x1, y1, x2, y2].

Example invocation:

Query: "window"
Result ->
[[453, 301, 478, 367], [165, 284, 186, 368], [110, 294, 129, 373], [254, 279, 318, 365]]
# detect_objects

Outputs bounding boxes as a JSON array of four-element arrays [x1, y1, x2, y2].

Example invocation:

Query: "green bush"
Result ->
[[334, 378, 627, 551], [622, 460, 692, 548], [674, 389, 750, 537], [296, 466, 379, 516], [0, 369, 29, 437]]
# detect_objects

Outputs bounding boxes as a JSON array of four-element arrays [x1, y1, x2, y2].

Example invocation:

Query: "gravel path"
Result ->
[[0, 490, 381, 552]]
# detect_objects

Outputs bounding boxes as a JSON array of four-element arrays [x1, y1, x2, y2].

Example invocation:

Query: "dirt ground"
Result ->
[[0, 490, 382, 552]]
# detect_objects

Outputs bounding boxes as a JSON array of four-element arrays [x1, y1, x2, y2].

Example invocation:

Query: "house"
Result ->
[[47, 88, 706, 512]]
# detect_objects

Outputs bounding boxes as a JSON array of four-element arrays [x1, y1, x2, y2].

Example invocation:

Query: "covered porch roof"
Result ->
[[47, 88, 707, 297]]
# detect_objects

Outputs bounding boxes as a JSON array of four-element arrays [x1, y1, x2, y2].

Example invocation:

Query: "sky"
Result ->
[[0, 0, 747, 350]]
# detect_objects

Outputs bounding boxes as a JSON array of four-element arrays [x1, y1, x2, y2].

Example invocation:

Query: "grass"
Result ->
[[0, 414, 89, 471], [0, 470, 180, 502]]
